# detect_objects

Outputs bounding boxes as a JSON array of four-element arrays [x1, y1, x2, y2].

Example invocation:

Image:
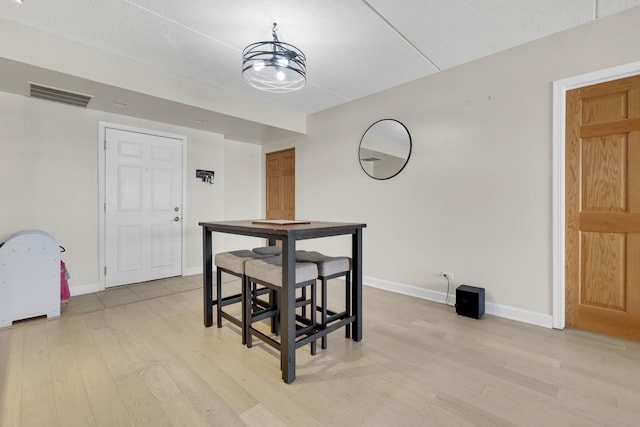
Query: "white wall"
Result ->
[[265, 6, 640, 327], [0, 91, 262, 292], [4, 6, 640, 327], [219, 139, 265, 252]]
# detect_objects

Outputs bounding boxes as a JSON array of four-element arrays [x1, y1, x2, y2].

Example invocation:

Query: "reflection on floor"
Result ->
[[61, 274, 202, 317]]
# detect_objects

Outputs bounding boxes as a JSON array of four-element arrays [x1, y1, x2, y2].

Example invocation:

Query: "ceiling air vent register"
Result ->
[[28, 83, 92, 108]]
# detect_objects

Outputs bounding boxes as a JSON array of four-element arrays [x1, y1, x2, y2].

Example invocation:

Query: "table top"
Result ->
[[199, 220, 366, 239]]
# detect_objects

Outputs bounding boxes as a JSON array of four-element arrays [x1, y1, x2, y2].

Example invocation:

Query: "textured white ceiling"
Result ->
[[1, 0, 639, 138]]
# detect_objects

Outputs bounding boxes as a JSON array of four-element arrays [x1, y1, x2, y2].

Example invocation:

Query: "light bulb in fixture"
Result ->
[[241, 22, 306, 93]]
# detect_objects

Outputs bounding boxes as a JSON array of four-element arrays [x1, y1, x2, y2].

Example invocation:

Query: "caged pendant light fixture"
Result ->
[[242, 23, 306, 93]]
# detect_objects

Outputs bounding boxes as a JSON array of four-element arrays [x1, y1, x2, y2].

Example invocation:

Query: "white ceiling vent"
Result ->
[[28, 83, 92, 107]]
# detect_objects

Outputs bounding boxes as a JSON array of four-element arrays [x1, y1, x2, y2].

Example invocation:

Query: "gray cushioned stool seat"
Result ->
[[295, 250, 351, 276], [244, 255, 319, 355], [215, 250, 266, 274], [252, 246, 282, 256], [245, 256, 318, 288]]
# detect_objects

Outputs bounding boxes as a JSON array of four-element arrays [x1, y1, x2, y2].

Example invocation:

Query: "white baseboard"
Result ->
[[69, 272, 553, 329], [185, 266, 203, 276], [364, 276, 553, 329], [70, 282, 102, 296], [364, 276, 450, 304], [485, 301, 553, 329]]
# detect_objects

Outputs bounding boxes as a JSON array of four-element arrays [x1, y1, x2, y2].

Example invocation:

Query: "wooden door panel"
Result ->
[[581, 136, 627, 212], [267, 156, 281, 174], [267, 176, 282, 205], [566, 74, 640, 340], [631, 132, 640, 211], [282, 151, 295, 172], [283, 174, 295, 215], [582, 91, 628, 124], [573, 233, 640, 340], [580, 231, 626, 311], [265, 148, 295, 221]]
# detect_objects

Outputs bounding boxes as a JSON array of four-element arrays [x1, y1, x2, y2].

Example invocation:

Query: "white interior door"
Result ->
[[105, 128, 183, 288]]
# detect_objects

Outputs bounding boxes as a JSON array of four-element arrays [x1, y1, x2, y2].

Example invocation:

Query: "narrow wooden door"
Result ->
[[266, 148, 295, 220], [565, 75, 640, 340]]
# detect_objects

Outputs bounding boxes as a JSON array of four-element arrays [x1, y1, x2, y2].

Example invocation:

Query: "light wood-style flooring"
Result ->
[[2, 274, 640, 426]]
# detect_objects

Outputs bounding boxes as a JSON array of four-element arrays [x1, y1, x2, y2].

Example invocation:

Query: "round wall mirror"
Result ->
[[358, 119, 412, 180]]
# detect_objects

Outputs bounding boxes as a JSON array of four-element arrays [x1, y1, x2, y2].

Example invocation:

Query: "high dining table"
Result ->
[[200, 219, 366, 383]]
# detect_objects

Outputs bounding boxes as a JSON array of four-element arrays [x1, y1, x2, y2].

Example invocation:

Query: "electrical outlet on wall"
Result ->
[[441, 271, 453, 281]]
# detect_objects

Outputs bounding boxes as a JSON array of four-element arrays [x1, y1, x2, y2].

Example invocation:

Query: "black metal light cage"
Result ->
[[242, 26, 306, 93]]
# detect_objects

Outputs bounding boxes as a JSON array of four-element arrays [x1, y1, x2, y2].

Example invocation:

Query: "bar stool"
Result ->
[[214, 249, 272, 344], [252, 246, 282, 256], [295, 250, 351, 350], [251, 247, 282, 318], [244, 255, 319, 355]]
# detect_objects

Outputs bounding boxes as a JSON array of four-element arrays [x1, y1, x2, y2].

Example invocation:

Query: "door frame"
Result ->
[[98, 121, 188, 291], [552, 61, 640, 329]]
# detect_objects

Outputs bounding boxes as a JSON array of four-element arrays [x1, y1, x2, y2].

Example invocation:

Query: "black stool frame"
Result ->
[[244, 275, 319, 355], [317, 270, 351, 349], [216, 266, 270, 344]]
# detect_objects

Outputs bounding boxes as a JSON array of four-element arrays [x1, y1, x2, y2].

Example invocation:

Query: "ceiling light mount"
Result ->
[[242, 23, 306, 93]]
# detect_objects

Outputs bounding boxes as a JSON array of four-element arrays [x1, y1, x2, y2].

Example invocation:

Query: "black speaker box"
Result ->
[[456, 285, 485, 319]]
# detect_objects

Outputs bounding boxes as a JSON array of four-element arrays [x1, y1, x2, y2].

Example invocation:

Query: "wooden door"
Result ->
[[105, 128, 183, 287], [266, 148, 295, 220], [565, 75, 640, 340]]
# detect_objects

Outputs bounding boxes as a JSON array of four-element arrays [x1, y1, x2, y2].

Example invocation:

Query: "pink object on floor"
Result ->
[[60, 260, 70, 303]]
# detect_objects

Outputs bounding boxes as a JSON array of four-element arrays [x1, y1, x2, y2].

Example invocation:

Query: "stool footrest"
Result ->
[[251, 307, 279, 323], [220, 311, 243, 328], [316, 305, 345, 317], [248, 329, 280, 351], [247, 321, 320, 348], [215, 294, 242, 307], [295, 315, 355, 347], [295, 298, 312, 308], [325, 311, 349, 323], [251, 297, 273, 310]]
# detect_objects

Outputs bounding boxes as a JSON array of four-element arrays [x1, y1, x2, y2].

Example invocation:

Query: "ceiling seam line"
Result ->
[[124, 0, 240, 52], [360, 0, 441, 72], [307, 82, 352, 102]]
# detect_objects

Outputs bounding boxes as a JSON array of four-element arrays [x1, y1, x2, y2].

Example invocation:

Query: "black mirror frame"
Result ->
[[358, 119, 412, 180]]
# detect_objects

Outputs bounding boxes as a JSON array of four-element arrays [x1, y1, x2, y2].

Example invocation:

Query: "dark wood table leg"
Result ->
[[280, 236, 296, 383], [352, 228, 363, 341], [203, 227, 213, 327]]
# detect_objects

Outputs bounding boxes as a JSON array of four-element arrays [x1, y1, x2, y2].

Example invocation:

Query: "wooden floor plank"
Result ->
[[2, 274, 640, 426], [114, 369, 173, 427], [0, 327, 24, 427], [20, 323, 58, 427], [64, 316, 132, 427], [46, 320, 97, 427]]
